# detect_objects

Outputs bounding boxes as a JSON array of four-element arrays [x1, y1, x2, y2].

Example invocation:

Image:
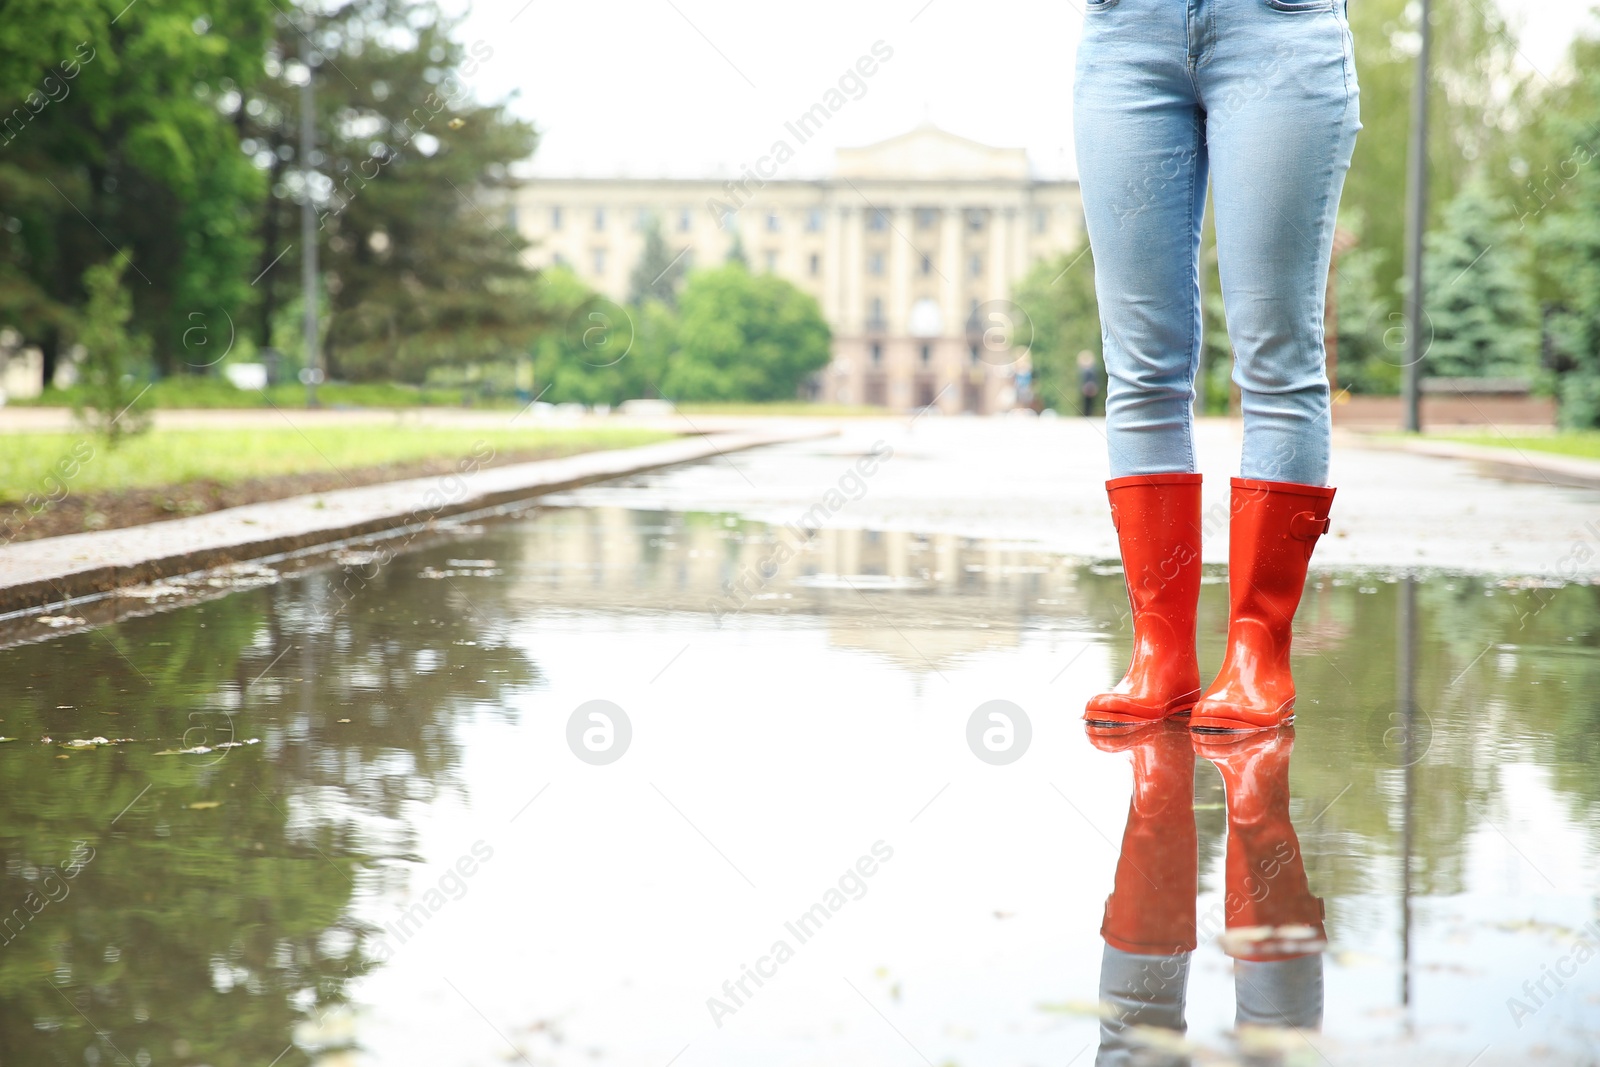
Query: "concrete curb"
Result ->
[[0, 427, 834, 616], [1346, 433, 1600, 491]]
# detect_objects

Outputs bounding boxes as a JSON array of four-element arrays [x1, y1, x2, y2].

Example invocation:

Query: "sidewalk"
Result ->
[[1349, 432, 1600, 491], [0, 426, 834, 616]]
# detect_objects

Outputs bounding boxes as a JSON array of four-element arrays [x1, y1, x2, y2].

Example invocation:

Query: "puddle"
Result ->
[[0, 505, 1595, 1066]]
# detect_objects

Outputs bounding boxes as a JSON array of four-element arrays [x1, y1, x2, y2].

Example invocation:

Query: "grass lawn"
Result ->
[[22, 379, 520, 410], [0, 425, 676, 501], [672, 401, 889, 417], [1440, 432, 1600, 461]]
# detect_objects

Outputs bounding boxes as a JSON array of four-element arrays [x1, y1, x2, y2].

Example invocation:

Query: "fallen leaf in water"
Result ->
[[188, 801, 222, 810]]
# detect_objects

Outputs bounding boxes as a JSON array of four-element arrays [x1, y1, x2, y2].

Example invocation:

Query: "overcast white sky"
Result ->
[[455, 0, 1599, 180]]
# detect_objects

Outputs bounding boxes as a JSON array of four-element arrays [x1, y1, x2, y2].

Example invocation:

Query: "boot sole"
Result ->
[[1190, 711, 1295, 734], [1084, 691, 1200, 727]]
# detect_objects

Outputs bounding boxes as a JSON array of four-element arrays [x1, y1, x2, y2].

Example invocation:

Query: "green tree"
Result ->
[[1012, 246, 1100, 412], [1421, 179, 1539, 380], [523, 265, 676, 406], [664, 262, 830, 401], [1333, 230, 1401, 395], [71, 258, 151, 445], [1528, 34, 1600, 428], [1343, 0, 1520, 316], [0, 0, 278, 378], [240, 0, 544, 383], [628, 218, 687, 308]]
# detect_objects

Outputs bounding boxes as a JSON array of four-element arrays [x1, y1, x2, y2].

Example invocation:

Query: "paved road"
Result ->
[[552, 415, 1600, 578]]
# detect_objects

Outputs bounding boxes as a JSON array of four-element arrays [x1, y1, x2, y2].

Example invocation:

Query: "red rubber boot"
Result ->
[[1195, 728, 1326, 962], [1084, 473, 1203, 727], [1190, 478, 1334, 733], [1090, 720, 1198, 957]]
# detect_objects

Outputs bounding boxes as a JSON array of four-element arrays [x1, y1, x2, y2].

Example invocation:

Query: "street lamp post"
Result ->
[[300, 57, 320, 408], [1401, 0, 1431, 432]]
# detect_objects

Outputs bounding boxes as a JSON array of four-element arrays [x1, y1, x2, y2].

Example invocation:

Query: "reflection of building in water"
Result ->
[[510, 127, 1084, 414], [505, 507, 1107, 672]]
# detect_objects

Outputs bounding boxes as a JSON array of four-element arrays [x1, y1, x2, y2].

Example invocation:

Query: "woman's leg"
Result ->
[[1073, 0, 1209, 477], [1203, 0, 1361, 485], [1076, 1, 1211, 724]]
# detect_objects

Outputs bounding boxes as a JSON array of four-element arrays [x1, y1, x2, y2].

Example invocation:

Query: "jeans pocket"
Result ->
[[1265, 0, 1333, 9], [1085, 0, 1120, 12]]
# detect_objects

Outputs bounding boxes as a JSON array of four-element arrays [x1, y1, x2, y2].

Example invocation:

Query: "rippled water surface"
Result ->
[[1, 498, 1597, 1066]]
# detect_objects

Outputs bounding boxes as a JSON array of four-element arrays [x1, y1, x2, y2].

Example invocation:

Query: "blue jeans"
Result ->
[[1074, 0, 1360, 485]]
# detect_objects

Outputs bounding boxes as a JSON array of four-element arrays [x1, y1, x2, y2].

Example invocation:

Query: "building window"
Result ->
[[969, 254, 983, 278], [1034, 208, 1049, 234], [551, 206, 563, 230], [679, 208, 693, 232], [636, 208, 652, 231], [867, 209, 888, 232], [915, 207, 937, 230], [766, 211, 781, 232], [868, 252, 884, 276], [765, 249, 778, 272], [593, 248, 606, 274], [868, 297, 884, 328], [966, 208, 985, 231], [809, 253, 820, 276], [594, 207, 606, 231], [920, 344, 932, 365], [507, 205, 519, 231], [807, 207, 823, 232], [870, 342, 882, 366], [969, 343, 981, 365], [552, 251, 566, 267], [920, 253, 932, 276]]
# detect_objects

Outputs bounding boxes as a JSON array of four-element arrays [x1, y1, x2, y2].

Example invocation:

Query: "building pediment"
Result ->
[[835, 125, 1031, 182]]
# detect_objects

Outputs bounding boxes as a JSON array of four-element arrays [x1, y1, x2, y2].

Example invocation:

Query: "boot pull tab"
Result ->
[[1289, 512, 1330, 542]]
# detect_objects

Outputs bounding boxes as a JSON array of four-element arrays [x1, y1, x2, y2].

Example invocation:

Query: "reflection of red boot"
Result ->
[[1090, 720, 1198, 956], [1085, 474, 1203, 727], [1191, 478, 1334, 733], [1195, 727, 1326, 962]]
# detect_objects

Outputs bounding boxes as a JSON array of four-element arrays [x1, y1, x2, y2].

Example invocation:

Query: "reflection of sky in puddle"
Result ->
[[1, 505, 1597, 1066]]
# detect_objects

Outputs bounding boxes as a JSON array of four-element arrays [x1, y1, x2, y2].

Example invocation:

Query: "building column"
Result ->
[[939, 205, 962, 345], [841, 205, 863, 335], [823, 194, 843, 324], [887, 205, 912, 336]]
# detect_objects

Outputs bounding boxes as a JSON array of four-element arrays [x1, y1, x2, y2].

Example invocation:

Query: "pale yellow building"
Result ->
[[510, 126, 1084, 414]]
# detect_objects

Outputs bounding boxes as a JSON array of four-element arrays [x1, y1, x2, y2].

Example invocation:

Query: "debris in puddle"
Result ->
[[37, 615, 86, 628], [154, 738, 260, 755], [419, 564, 503, 579], [188, 801, 223, 810], [60, 736, 136, 748]]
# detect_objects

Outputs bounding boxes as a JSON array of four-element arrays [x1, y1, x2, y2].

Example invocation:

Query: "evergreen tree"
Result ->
[[1334, 235, 1401, 395], [1422, 180, 1538, 380], [627, 219, 686, 308], [72, 258, 152, 446], [242, 0, 544, 383]]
